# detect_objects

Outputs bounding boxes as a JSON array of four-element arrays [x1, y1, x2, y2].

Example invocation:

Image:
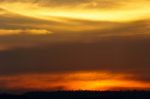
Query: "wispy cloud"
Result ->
[[0, 29, 51, 35]]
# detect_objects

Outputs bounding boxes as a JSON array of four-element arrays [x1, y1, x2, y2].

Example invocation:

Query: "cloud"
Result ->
[[2, 0, 150, 9], [0, 36, 150, 84], [0, 0, 150, 91], [0, 18, 149, 51], [0, 8, 122, 33], [0, 0, 119, 8], [1, 0, 150, 22], [0, 29, 51, 35]]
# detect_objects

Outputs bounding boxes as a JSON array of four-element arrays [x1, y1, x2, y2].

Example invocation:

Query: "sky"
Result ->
[[0, 0, 150, 92]]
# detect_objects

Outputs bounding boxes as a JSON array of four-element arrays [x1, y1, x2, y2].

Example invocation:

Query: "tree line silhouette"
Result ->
[[0, 91, 150, 99]]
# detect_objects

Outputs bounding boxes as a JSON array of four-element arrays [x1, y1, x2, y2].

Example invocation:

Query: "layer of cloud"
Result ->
[[1, 0, 150, 22], [0, 36, 150, 83], [0, 29, 51, 35], [1, 0, 150, 9], [0, 17, 149, 50]]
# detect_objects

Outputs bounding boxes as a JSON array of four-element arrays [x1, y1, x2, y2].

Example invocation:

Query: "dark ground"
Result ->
[[0, 91, 150, 99]]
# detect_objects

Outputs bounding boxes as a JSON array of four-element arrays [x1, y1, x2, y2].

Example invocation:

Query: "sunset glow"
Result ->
[[0, 72, 149, 91], [0, 0, 150, 92]]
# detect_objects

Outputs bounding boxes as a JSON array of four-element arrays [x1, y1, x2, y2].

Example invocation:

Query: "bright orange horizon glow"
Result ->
[[1, 72, 149, 91]]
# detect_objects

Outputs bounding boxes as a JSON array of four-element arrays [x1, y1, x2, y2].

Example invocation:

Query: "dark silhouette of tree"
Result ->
[[0, 91, 150, 99]]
